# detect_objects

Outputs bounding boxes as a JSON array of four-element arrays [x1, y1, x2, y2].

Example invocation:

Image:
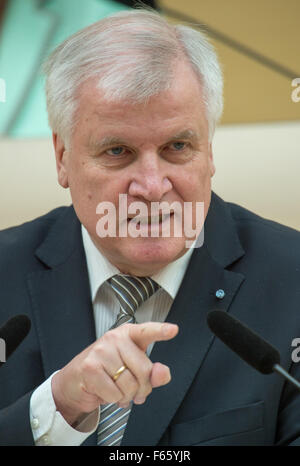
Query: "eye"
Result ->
[[106, 146, 125, 156], [170, 141, 186, 151]]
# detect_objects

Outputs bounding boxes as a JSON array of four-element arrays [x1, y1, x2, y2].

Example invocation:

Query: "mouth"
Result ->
[[127, 212, 174, 229], [127, 212, 174, 226]]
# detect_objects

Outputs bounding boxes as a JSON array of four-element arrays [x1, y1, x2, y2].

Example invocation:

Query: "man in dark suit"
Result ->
[[1, 9, 300, 446]]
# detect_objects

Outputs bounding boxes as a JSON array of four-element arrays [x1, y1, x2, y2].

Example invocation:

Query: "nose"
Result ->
[[128, 154, 173, 201]]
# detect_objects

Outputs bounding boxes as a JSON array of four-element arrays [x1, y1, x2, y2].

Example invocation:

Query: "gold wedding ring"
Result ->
[[112, 365, 127, 381]]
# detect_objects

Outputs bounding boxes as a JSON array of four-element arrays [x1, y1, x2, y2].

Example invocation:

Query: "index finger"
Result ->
[[129, 322, 179, 352]]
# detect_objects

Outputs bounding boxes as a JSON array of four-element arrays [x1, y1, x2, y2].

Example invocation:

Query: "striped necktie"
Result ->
[[97, 274, 160, 446]]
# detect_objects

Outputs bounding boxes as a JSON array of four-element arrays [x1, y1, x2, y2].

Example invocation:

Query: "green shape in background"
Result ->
[[0, 0, 131, 138]]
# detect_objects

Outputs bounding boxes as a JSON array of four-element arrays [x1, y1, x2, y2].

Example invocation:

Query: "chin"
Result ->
[[117, 237, 188, 275]]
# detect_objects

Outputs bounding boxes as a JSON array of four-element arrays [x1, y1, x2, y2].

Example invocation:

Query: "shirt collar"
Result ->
[[81, 225, 195, 302]]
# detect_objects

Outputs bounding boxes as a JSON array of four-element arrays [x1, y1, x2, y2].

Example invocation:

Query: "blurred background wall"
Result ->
[[0, 0, 299, 230]]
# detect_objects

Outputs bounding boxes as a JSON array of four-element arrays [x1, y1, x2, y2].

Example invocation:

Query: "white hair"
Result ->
[[43, 8, 223, 144]]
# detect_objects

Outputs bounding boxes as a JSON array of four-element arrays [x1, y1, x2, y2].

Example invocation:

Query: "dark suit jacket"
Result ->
[[1, 192, 300, 446]]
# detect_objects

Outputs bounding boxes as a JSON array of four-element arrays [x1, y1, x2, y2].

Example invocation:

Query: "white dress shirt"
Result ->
[[29, 225, 195, 446]]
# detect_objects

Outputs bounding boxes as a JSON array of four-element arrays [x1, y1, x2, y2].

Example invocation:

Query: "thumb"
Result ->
[[150, 362, 172, 388]]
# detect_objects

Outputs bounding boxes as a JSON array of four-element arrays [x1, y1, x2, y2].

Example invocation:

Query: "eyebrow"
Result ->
[[88, 136, 128, 151], [88, 129, 200, 151], [165, 130, 199, 143]]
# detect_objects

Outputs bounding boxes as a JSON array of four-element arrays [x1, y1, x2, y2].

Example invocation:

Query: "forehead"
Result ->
[[75, 61, 208, 143]]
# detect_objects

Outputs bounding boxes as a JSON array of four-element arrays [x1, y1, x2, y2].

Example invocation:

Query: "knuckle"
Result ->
[[134, 385, 152, 403], [82, 381, 97, 396], [103, 326, 129, 344], [107, 392, 123, 403], [102, 329, 118, 343], [127, 377, 139, 394], [119, 323, 133, 333], [118, 374, 138, 395], [138, 381, 152, 398], [101, 323, 134, 345], [93, 340, 110, 359], [144, 384, 153, 397], [81, 355, 97, 375], [139, 361, 152, 381]]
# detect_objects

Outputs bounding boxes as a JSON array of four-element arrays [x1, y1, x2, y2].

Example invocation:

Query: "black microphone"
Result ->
[[207, 310, 300, 391], [0, 315, 31, 367]]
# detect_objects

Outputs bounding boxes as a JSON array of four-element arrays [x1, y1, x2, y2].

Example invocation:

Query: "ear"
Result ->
[[208, 142, 216, 177], [52, 133, 69, 188]]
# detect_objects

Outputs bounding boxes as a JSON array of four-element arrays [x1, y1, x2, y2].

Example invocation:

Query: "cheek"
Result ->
[[66, 161, 102, 215], [176, 161, 212, 200], [72, 166, 128, 209], [69, 161, 102, 197]]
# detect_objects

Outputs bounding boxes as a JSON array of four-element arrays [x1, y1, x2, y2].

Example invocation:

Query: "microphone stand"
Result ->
[[273, 364, 300, 391]]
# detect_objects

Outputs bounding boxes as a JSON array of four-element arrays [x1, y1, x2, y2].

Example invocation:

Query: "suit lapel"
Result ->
[[27, 207, 97, 445], [122, 193, 246, 445], [26, 207, 96, 379]]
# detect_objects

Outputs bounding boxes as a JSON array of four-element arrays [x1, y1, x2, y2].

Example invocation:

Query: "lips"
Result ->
[[127, 212, 174, 226]]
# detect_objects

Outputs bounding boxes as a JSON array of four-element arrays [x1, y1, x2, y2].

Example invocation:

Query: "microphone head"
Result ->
[[207, 310, 280, 374], [0, 315, 31, 362]]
